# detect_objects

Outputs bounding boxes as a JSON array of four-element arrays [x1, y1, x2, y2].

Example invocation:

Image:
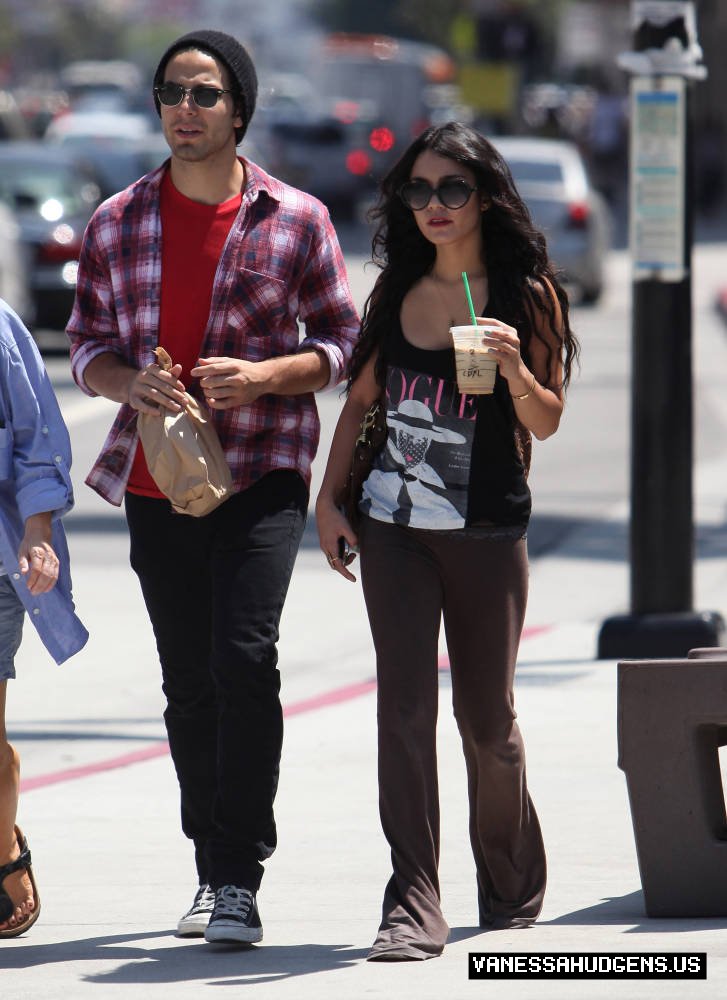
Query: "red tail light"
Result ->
[[346, 150, 372, 176], [37, 224, 81, 263], [567, 202, 590, 227], [369, 127, 395, 153]]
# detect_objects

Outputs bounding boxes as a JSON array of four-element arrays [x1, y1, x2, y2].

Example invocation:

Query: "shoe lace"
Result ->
[[215, 885, 253, 918], [189, 884, 215, 915]]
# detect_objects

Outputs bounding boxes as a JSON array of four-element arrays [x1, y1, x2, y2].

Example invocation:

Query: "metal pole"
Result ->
[[630, 81, 693, 615], [597, 0, 724, 657]]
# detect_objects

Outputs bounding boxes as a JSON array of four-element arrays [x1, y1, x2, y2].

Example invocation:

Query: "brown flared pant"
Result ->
[[359, 517, 546, 960]]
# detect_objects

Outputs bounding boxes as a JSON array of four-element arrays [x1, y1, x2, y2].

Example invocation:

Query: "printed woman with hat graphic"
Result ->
[[362, 398, 466, 527]]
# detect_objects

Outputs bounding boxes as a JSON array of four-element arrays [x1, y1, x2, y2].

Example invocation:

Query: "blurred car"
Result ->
[[50, 128, 264, 202], [491, 136, 611, 303], [310, 34, 461, 184], [252, 36, 463, 218], [58, 59, 146, 113], [12, 85, 69, 138], [716, 286, 727, 326], [47, 128, 170, 199], [520, 81, 597, 144], [44, 109, 154, 144], [249, 72, 375, 218], [0, 141, 102, 331], [0, 201, 31, 321], [256, 108, 377, 218], [0, 89, 31, 140]]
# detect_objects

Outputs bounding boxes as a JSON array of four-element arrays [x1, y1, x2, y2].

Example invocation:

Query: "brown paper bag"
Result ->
[[137, 348, 233, 517]]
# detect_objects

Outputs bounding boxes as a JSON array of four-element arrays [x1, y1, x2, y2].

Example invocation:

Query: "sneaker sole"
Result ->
[[204, 921, 263, 944], [177, 916, 211, 937]]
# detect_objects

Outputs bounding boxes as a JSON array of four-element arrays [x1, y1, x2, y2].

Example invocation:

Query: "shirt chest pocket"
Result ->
[[0, 426, 12, 482], [222, 270, 292, 359]]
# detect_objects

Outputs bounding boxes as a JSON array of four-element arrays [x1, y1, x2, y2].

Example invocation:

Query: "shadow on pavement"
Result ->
[[448, 925, 501, 944], [296, 510, 610, 558], [85, 941, 368, 986], [2, 933, 367, 983], [65, 513, 128, 533], [0, 930, 165, 971], [545, 890, 645, 926], [520, 514, 725, 563], [546, 890, 727, 933], [228, 509, 727, 564], [65, 506, 727, 565], [7, 728, 166, 743]]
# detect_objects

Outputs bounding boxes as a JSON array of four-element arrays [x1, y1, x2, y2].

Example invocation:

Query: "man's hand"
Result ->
[[18, 513, 59, 595], [129, 361, 186, 415], [191, 357, 271, 409]]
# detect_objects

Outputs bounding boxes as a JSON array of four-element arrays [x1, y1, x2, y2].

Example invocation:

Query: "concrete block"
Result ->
[[618, 655, 727, 916]]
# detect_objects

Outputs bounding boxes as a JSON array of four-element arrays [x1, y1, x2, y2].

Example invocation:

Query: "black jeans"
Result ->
[[125, 470, 308, 891]]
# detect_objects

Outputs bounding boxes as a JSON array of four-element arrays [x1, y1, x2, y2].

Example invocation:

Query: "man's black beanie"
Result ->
[[153, 29, 258, 144]]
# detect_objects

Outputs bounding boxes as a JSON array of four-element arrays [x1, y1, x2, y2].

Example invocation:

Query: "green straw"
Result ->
[[461, 271, 478, 326]]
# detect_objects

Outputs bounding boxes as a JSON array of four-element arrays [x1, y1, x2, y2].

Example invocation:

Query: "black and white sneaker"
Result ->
[[177, 884, 216, 937], [204, 885, 263, 944]]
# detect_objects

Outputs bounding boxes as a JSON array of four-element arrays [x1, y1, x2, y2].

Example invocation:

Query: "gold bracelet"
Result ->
[[510, 374, 537, 401]]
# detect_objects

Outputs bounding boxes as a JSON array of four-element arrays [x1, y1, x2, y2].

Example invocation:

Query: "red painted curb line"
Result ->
[[19, 680, 378, 793], [20, 624, 552, 793]]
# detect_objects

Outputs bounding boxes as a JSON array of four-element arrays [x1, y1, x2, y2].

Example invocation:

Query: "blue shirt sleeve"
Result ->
[[0, 303, 74, 523]]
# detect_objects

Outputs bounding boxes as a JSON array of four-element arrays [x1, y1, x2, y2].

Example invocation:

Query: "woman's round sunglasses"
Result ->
[[155, 82, 232, 109], [398, 177, 478, 211]]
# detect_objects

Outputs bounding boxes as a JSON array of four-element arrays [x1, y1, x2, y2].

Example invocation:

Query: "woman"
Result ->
[[0, 300, 88, 937], [315, 121, 578, 961]]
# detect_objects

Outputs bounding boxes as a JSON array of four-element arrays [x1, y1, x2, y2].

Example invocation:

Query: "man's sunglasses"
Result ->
[[398, 177, 478, 211], [155, 82, 232, 109]]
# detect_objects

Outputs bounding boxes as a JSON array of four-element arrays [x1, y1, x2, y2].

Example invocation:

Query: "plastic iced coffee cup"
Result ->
[[450, 325, 498, 395]]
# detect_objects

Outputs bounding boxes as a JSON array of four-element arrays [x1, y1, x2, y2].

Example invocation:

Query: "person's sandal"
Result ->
[[0, 827, 41, 938]]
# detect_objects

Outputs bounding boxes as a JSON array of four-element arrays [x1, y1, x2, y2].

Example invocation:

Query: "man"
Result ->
[[66, 30, 359, 945]]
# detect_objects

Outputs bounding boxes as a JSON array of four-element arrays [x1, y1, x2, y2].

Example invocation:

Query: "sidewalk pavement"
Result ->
[[3, 249, 727, 997], [3, 534, 727, 999]]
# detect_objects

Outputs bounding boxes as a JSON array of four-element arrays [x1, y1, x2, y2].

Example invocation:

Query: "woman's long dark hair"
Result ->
[[348, 121, 579, 391]]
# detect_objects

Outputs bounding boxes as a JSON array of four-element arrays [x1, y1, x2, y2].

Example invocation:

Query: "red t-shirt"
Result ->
[[127, 171, 242, 496]]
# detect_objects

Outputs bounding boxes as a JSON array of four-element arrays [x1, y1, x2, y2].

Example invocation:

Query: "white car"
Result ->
[[491, 136, 611, 304], [44, 110, 154, 144], [0, 201, 31, 322]]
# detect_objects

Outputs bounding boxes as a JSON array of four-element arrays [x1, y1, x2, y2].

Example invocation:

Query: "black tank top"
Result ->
[[360, 315, 531, 532]]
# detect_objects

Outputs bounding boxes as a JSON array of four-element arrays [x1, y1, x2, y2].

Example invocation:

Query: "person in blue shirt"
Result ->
[[0, 299, 88, 938]]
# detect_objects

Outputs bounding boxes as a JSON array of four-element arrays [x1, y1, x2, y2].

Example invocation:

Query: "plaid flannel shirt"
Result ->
[[67, 159, 359, 506]]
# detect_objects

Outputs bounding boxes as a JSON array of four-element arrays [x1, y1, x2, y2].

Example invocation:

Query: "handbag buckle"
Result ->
[[356, 402, 380, 446]]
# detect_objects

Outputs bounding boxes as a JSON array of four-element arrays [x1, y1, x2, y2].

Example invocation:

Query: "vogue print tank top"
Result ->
[[360, 318, 532, 532]]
